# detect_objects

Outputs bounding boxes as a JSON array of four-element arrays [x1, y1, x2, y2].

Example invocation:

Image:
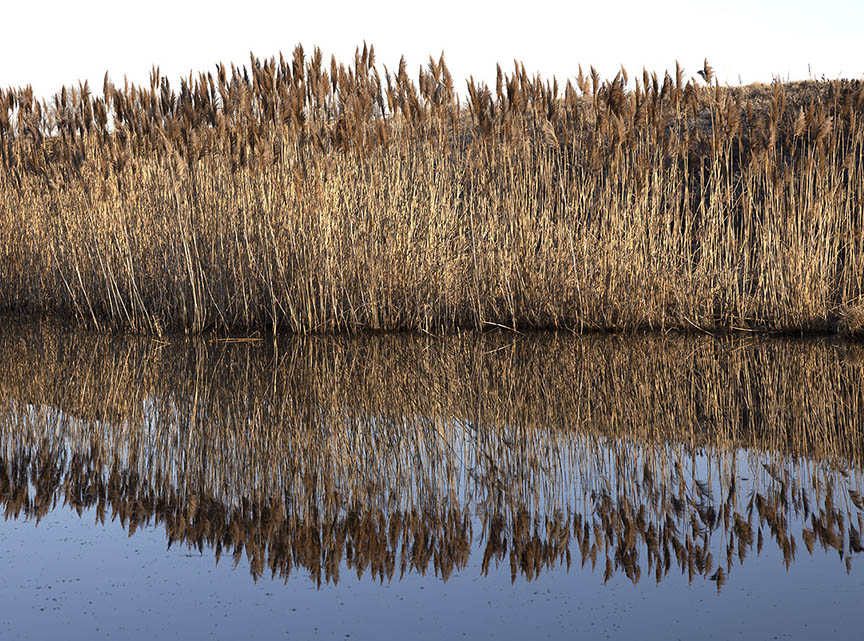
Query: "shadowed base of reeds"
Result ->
[[839, 305, 864, 336]]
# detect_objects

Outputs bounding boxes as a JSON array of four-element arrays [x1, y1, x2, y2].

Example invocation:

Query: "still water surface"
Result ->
[[0, 322, 862, 640]]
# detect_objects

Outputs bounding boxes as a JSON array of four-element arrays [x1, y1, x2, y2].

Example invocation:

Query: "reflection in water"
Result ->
[[0, 322, 862, 589]]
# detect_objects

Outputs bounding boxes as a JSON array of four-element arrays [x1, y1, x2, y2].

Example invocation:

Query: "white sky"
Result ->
[[2, 0, 862, 101]]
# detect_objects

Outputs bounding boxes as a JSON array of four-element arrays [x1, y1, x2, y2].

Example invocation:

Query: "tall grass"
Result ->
[[1, 48, 863, 334]]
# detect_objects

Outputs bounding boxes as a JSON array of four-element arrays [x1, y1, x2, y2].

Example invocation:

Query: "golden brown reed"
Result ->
[[0, 322, 862, 586], [0, 47, 863, 334]]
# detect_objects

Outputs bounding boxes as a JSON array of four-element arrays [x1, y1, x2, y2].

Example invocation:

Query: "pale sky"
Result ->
[[2, 0, 862, 101]]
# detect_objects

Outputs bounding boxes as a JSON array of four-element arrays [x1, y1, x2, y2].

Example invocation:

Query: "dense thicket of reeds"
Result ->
[[1, 324, 862, 584], [1, 47, 863, 333]]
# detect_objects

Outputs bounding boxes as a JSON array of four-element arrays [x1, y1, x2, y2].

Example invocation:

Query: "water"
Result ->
[[0, 321, 862, 640]]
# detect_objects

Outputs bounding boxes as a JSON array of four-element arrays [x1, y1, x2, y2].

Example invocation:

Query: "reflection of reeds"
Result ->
[[0, 322, 862, 586], [1, 50, 863, 334]]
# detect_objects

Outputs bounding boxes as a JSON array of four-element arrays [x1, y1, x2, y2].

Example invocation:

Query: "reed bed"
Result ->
[[1, 323, 862, 585], [1, 48, 863, 334]]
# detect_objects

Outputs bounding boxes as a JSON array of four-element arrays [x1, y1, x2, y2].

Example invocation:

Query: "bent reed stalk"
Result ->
[[1, 48, 863, 334]]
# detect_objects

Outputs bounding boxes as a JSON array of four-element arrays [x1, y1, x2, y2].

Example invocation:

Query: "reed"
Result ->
[[1, 47, 863, 334]]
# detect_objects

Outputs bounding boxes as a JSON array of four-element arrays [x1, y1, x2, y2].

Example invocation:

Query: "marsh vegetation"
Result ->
[[1, 49, 863, 334]]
